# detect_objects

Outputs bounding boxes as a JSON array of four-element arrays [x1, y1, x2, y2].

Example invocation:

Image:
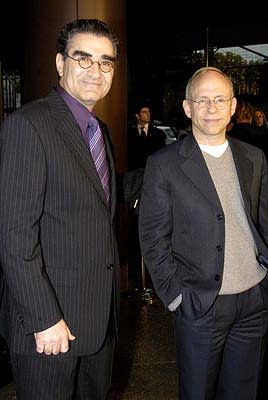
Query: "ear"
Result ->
[[56, 53, 64, 77], [182, 99, 191, 119], [230, 97, 237, 117]]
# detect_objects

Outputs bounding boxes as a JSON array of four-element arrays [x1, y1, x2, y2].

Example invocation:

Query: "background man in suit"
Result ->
[[0, 19, 120, 400], [127, 103, 166, 171], [139, 67, 268, 400], [126, 103, 166, 291]]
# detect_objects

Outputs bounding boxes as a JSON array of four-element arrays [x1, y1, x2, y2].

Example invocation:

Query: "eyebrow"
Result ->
[[71, 50, 116, 62]]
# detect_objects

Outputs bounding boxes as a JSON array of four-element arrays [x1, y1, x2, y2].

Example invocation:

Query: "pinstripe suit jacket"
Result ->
[[0, 89, 120, 356], [139, 133, 268, 319]]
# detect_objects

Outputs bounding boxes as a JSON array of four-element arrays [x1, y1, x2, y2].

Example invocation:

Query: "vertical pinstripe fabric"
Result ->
[[10, 328, 115, 400], [0, 90, 120, 390], [87, 114, 110, 203], [11, 353, 77, 400]]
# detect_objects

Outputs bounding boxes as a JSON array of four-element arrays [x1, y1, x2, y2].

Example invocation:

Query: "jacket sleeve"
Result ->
[[0, 113, 63, 335], [138, 155, 183, 308]]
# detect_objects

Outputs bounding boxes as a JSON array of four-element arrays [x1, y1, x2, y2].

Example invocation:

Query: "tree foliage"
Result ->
[[190, 49, 265, 96]]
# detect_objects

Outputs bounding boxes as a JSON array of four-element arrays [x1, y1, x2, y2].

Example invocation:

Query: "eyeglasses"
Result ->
[[65, 54, 115, 73], [187, 96, 234, 110]]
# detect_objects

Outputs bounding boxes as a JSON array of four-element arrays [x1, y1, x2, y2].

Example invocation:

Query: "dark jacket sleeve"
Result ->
[[0, 113, 63, 335]]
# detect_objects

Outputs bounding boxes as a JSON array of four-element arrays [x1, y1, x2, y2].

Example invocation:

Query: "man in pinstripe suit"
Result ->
[[0, 19, 120, 399]]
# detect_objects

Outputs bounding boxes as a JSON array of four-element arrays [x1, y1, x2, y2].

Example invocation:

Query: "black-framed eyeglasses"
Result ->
[[187, 96, 234, 110], [65, 54, 115, 73]]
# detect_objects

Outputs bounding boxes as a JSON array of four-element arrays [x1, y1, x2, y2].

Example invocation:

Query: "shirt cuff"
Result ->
[[168, 293, 182, 311]]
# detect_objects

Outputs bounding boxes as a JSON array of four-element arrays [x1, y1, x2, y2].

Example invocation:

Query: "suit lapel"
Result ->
[[177, 134, 254, 213], [178, 134, 222, 209], [46, 89, 111, 211], [228, 138, 253, 211]]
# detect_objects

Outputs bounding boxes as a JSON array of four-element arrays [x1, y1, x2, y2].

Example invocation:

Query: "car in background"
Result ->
[[153, 121, 178, 145]]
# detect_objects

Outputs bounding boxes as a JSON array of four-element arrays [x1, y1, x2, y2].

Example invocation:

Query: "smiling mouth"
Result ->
[[81, 78, 101, 85], [83, 81, 99, 86]]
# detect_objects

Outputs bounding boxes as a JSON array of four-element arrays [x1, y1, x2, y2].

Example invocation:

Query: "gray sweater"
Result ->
[[203, 145, 266, 294]]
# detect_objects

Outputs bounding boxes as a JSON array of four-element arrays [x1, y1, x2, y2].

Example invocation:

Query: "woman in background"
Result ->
[[253, 109, 268, 130]]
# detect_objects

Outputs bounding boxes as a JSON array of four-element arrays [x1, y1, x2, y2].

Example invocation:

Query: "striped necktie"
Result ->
[[87, 114, 110, 203]]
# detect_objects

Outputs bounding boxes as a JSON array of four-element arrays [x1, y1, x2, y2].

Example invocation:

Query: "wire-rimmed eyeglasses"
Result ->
[[187, 96, 234, 110], [65, 54, 115, 73]]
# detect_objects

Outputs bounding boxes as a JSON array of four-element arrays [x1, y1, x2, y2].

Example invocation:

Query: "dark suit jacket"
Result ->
[[127, 123, 166, 171], [139, 133, 268, 319], [0, 89, 120, 356]]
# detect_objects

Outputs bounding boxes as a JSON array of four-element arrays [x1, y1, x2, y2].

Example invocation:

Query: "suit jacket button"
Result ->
[[17, 314, 24, 326], [107, 264, 114, 270], [214, 274, 220, 281], [216, 245, 223, 251], [217, 214, 223, 220]]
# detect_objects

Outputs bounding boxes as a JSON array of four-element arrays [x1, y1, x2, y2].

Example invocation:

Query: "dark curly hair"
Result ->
[[56, 19, 119, 60]]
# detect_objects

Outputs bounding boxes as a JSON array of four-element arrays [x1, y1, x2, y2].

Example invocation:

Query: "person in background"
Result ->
[[228, 96, 254, 137], [139, 67, 268, 400], [125, 103, 166, 291], [228, 98, 268, 161], [253, 108, 268, 130], [0, 19, 120, 400], [127, 103, 166, 171]]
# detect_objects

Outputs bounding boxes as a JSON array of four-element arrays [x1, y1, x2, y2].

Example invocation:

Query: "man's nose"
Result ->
[[86, 61, 102, 74], [207, 100, 217, 110]]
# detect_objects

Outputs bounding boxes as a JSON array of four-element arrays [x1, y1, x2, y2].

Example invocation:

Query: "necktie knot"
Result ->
[[87, 115, 98, 139]]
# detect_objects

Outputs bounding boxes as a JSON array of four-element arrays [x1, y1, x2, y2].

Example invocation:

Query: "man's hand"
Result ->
[[34, 319, 76, 355]]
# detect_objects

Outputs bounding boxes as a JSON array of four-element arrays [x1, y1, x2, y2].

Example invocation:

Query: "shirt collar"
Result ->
[[138, 123, 149, 133], [56, 84, 93, 134], [199, 140, 228, 158]]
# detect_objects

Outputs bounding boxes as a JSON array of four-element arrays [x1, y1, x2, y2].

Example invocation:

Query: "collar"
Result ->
[[138, 123, 149, 134], [199, 140, 228, 158], [56, 84, 93, 135]]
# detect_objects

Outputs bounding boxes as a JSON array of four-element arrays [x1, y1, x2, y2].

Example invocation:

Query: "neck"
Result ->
[[193, 130, 227, 146]]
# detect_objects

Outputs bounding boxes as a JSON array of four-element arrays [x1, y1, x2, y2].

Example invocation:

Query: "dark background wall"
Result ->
[[2, 3, 268, 153], [1, 0, 127, 173]]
